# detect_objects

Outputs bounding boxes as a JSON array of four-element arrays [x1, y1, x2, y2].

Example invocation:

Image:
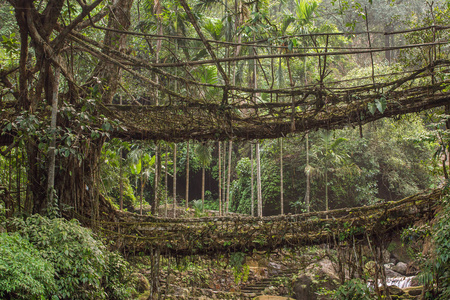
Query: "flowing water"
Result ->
[[384, 276, 414, 288]]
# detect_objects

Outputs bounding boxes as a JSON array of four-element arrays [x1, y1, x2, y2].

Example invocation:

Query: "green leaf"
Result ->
[[102, 121, 111, 131], [376, 97, 387, 114], [130, 159, 142, 175], [367, 102, 376, 115]]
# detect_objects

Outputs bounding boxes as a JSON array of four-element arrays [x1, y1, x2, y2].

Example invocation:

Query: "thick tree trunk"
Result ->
[[10, 0, 134, 221], [90, 0, 134, 104], [46, 66, 61, 217]]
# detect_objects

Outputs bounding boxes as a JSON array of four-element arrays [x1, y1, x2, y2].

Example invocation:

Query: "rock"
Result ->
[[380, 285, 404, 297], [365, 261, 377, 277], [392, 262, 408, 275], [306, 258, 339, 281], [404, 286, 423, 296], [384, 268, 403, 278], [385, 262, 394, 269], [293, 275, 317, 300], [131, 272, 150, 293], [268, 262, 287, 276], [388, 239, 412, 263], [382, 250, 391, 263], [388, 285, 405, 296], [253, 296, 295, 300]]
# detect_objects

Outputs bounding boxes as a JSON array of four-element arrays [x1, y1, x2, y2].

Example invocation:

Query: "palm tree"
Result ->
[[128, 145, 154, 215], [195, 142, 213, 210], [309, 130, 358, 212], [293, 0, 319, 213]]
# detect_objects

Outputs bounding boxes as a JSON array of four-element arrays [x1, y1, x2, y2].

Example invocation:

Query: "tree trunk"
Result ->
[[10, 0, 134, 221], [165, 145, 168, 217], [226, 140, 232, 214], [305, 133, 311, 213], [140, 153, 144, 215], [222, 141, 227, 214], [325, 132, 329, 213], [173, 144, 177, 217], [201, 166, 205, 211], [153, 143, 160, 215], [218, 141, 222, 216], [119, 149, 124, 211], [280, 138, 284, 215], [384, 24, 392, 63], [185, 141, 190, 209], [256, 142, 262, 217], [46, 66, 61, 217], [250, 143, 254, 217]]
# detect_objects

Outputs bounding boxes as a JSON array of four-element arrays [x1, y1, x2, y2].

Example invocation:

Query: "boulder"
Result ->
[[268, 262, 288, 276], [384, 268, 403, 278], [131, 272, 150, 293], [293, 275, 317, 300], [388, 285, 405, 296], [305, 258, 339, 281], [365, 261, 377, 277], [253, 296, 295, 300], [392, 262, 408, 276]]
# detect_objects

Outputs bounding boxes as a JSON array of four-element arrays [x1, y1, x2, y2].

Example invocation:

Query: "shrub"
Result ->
[[0, 232, 56, 299], [10, 215, 134, 299], [419, 190, 450, 299], [333, 278, 371, 300]]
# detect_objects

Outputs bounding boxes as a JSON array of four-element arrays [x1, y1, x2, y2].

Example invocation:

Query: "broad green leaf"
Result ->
[[130, 159, 142, 175], [376, 97, 387, 114], [368, 102, 376, 115]]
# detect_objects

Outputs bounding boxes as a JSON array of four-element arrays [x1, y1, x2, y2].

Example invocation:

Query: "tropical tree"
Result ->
[[309, 130, 358, 211], [195, 142, 213, 210]]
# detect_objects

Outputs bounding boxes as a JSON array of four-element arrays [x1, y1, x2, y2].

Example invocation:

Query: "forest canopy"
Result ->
[[0, 0, 449, 218]]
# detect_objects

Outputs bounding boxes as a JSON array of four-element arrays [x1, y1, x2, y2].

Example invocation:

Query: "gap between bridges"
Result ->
[[95, 188, 443, 256]]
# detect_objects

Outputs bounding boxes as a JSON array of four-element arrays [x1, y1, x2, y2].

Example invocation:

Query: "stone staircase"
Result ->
[[240, 268, 298, 296]]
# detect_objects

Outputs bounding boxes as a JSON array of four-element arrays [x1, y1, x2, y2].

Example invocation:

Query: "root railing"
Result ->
[[98, 189, 442, 256]]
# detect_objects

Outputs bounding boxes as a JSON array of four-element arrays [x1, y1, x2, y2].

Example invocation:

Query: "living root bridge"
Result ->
[[99, 189, 442, 256]]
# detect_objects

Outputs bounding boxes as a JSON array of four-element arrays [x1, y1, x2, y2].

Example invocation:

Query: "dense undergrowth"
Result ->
[[419, 187, 450, 299], [0, 215, 135, 300]]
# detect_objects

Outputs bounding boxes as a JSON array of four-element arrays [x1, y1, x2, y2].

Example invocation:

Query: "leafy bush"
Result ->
[[9, 215, 134, 299], [0, 233, 56, 299], [419, 190, 450, 299], [333, 278, 371, 300]]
